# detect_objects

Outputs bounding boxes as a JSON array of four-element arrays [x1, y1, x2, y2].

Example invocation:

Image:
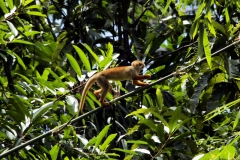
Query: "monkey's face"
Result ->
[[132, 60, 145, 71]]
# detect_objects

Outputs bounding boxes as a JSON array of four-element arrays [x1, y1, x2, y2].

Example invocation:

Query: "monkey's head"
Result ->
[[131, 60, 145, 72]]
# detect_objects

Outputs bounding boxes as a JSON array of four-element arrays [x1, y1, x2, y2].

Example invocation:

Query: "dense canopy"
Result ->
[[0, 0, 240, 159]]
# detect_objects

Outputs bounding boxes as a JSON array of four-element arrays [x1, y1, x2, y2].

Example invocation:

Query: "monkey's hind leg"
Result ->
[[96, 76, 111, 106], [94, 89, 102, 98]]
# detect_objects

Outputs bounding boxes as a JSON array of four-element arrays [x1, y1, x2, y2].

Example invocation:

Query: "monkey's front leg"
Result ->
[[132, 74, 151, 86]]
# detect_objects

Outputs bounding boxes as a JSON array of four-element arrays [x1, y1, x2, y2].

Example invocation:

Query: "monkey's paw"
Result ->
[[145, 74, 151, 78]]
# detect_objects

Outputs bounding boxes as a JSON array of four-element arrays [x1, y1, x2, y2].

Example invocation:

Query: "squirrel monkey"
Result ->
[[79, 60, 151, 113]]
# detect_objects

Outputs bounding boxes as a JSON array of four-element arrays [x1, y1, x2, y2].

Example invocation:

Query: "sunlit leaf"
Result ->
[[26, 11, 46, 17], [73, 45, 91, 72], [32, 102, 54, 123], [49, 144, 60, 160], [23, 0, 34, 6], [233, 111, 240, 130], [9, 39, 34, 45], [12, 52, 27, 70], [212, 20, 226, 35], [203, 28, 212, 70], [82, 43, 99, 63], [95, 124, 111, 147], [66, 53, 82, 76], [198, 23, 204, 58], [100, 133, 117, 151], [106, 42, 113, 58], [7, 21, 18, 36], [0, 0, 8, 13]]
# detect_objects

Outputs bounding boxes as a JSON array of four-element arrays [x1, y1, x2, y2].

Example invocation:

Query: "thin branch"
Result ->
[[1, 39, 240, 158]]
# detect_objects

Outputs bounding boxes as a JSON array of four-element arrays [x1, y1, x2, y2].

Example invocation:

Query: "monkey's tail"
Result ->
[[79, 75, 97, 113]]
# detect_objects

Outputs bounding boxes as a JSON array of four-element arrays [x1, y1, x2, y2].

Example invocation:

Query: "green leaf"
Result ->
[[7, 21, 18, 36], [219, 145, 235, 159], [190, 20, 199, 39], [49, 144, 60, 160], [203, 28, 212, 70], [22, 0, 34, 6], [136, 114, 157, 132], [6, 0, 13, 9], [73, 45, 91, 72], [86, 137, 97, 148], [42, 68, 50, 81], [9, 39, 34, 45], [100, 133, 117, 151], [225, 7, 230, 23], [156, 124, 165, 142], [198, 23, 204, 58], [0, 0, 9, 13], [195, 2, 205, 20], [52, 31, 68, 63], [233, 111, 240, 130], [32, 102, 54, 123], [99, 56, 112, 70], [23, 31, 41, 37], [66, 53, 82, 76], [112, 148, 137, 155], [15, 73, 32, 84], [11, 95, 31, 118], [163, 0, 171, 14], [82, 43, 99, 63], [212, 20, 226, 35], [12, 52, 27, 70], [46, 68, 62, 82], [95, 124, 112, 148], [26, 5, 41, 9], [156, 89, 163, 110], [106, 42, 113, 58], [14, 84, 27, 95], [207, 20, 216, 37], [169, 107, 181, 133], [26, 11, 46, 17]]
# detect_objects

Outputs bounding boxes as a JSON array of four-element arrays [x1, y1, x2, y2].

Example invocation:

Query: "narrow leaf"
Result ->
[[112, 148, 137, 155], [163, 0, 171, 14], [0, 0, 9, 13], [225, 7, 230, 23], [32, 102, 54, 123], [66, 53, 82, 76], [82, 43, 99, 63], [6, 0, 13, 9], [169, 107, 181, 133], [106, 42, 113, 58], [15, 73, 32, 84], [7, 21, 18, 36], [100, 133, 117, 151], [73, 45, 91, 72], [203, 28, 212, 70], [195, 2, 205, 20], [49, 144, 60, 160], [26, 11, 46, 17], [9, 39, 34, 45], [23, 0, 34, 6], [95, 124, 111, 147], [136, 114, 157, 132], [212, 20, 226, 35], [12, 52, 27, 70], [198, 23, 204, 58], [233, 111, 240, 130], [156, 89, 163, 110]]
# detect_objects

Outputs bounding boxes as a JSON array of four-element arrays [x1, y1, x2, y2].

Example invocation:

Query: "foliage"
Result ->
[[0, 0, 240, 159]]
